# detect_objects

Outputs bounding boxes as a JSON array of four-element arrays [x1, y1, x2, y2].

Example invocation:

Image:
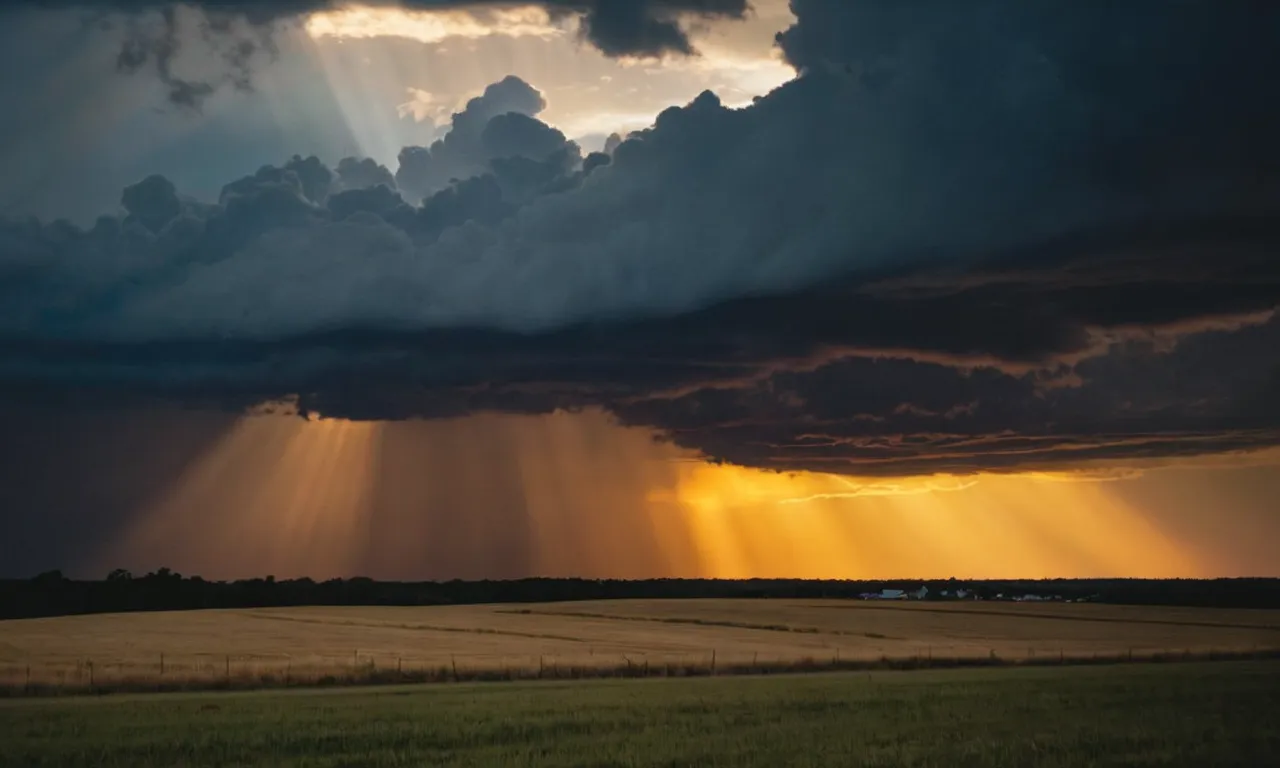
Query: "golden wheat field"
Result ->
[[2, 599, 1278, 690]]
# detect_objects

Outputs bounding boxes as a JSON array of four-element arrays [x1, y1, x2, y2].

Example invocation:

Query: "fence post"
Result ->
[[353, 649, 358, 668], [451, 655, 458, 681], [225, 655, 230, 683], [25, 665, 31, 692], [160, 653, 165, 676], [286, 659, 291, 685], [538, 655, 544, 678], [397, 656, 403, 675], [88, 660, 94, 688], [710, 649, 716, 675]]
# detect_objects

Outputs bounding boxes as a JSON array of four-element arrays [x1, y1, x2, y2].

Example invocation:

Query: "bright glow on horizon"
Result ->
[[654, 460, 1204, 580]]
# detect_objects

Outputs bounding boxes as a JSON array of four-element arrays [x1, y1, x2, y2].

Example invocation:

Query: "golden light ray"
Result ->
[[299, 4, 567, 165], [511, 409, 699, 578], [295, 0, 798, 156], [655, 458, 1211, 579], [102, 416, 382, 579], [100, 407, 1268, 581], [354, 409, 702, 581], [516, 411, 601, 575]]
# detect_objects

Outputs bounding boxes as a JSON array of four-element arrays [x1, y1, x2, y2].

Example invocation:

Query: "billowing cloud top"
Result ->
[[2, 0, 1279, 476]]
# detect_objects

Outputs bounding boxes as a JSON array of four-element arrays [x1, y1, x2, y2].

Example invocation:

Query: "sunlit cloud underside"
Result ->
[[101, 409, 1230, 582]]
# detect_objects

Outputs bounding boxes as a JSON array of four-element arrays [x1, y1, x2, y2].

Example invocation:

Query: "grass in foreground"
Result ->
[[1, 661, 1277, 767]]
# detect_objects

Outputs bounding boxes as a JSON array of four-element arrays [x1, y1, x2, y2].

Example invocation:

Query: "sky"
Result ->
[[0, 0, 1278, 580]]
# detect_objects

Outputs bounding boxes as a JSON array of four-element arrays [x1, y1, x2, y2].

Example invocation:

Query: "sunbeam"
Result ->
[[102, 416, 383, 579], [88, 408, 1265, 582]]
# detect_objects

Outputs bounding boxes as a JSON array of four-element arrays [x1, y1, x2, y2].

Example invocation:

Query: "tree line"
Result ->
[[2, 570, 1278, 620]]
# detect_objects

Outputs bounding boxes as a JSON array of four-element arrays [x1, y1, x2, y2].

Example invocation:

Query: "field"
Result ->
[[2, 599, 1279, 692], [1, 661, 1277, 767], [7, 596, 1280, 691]]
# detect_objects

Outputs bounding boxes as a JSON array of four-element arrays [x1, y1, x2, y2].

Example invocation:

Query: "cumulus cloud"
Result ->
[[2, 2, 1280, 474], [394, 75, 561, 203], [120, 175, 182, 234], [333, 158, 396, 195]]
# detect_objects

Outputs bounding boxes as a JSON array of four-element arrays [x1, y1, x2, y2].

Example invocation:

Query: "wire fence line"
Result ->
[[2, 645, 1277, 698]]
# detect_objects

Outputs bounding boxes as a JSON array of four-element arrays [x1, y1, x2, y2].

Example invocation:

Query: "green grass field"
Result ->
[[1, 661, 1276, 767]]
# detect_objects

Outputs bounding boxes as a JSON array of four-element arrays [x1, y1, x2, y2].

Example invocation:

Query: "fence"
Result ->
[[2, 645, 1277, 698]]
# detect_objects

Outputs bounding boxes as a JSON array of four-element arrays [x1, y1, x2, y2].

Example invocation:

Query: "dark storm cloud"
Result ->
[[17, 0, 748, 107], [2, 3, 1280, 475], [2, 235, 1277, 474], [776, 0, 1280, 207], [611, 318, 1280, 475]]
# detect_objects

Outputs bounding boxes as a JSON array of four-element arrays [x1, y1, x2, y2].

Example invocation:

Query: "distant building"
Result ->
[[955, 589, 970, 599], [912, 586, 929, 600], [878, 589, 906, 600]]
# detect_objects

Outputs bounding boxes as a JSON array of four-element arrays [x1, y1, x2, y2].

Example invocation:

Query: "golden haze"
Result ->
[[100, 409, 1275, 581]]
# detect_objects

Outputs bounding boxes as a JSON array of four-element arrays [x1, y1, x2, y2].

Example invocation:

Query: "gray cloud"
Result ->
[[2, 3, 1279, 475], [394, 75, 563, 203], [777, 0, 1280, 206], [2, 226, 1277, 475], [333, 158, 395, 196]]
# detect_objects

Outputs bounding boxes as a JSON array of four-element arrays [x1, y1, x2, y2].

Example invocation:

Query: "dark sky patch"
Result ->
[[0, 403, 238, 577]]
